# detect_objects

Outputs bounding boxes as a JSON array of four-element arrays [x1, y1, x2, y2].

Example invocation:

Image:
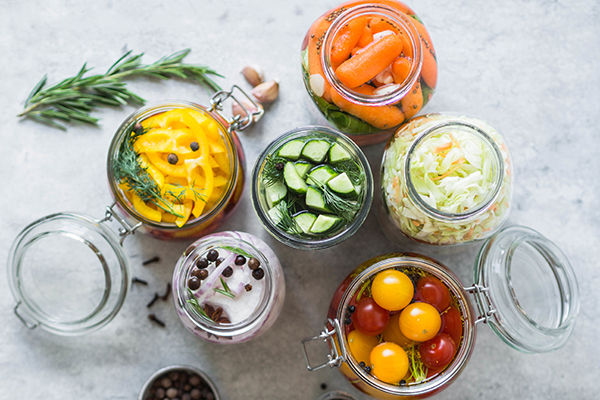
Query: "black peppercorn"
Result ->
[[188, 276, 200, 290], [364, 366, 371, 373], [192, 269, 208, 280], [252, 268, 265, 280], [275, 162, 284, 170], [167, 153, 179, 165], [207, 249, 219, 262], [344, 317, 352, 325], [359, 361, 366, 368], [245, 284, 252, 292], [348, 305, 356, 313], [399, 380, 407, 386], [248, 257, 260, 270], [235, 255, 246, 265], [196, 258, 208, 269], [222, 266, 233, 277], [134, 122, 143, 133], [190, 141, 199, 152], [320, 383, 327, 390], [216, 257, 224, 266]]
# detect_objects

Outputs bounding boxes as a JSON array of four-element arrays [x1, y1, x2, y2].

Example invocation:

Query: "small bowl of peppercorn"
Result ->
[[138, 365, 220, 400]]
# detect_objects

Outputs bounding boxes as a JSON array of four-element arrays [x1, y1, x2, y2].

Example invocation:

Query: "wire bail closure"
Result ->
[[465, 284, 497, 325], [208, 85, 263, 133], [98, 201, 142, 245], [301, 318, 344, 371]]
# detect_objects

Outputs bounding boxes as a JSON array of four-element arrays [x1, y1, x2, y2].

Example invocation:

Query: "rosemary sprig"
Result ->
[[186, 288, 212, 320], [221, 246, 254, 260], [19, 49, 222, 130], [262, 155, 288, 187]]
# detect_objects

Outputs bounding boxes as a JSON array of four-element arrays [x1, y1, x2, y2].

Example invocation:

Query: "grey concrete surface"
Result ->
[[1, 0, 599, 399]]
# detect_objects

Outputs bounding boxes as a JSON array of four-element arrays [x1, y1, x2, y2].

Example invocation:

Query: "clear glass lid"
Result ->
[[7, 212, 130, 335], [474, 226, 580, 353]]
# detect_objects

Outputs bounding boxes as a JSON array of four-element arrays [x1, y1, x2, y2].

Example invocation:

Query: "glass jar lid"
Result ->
[[7, 212, 130, 335], [474, 225, 580, 353]]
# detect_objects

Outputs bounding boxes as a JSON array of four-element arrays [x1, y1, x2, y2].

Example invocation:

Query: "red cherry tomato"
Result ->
[[441, 306, 462, 346], [419, 333, 456, 369], [353, 298, 390, 336], [328, 275, 353, 321], [414, 276, 451, 312]]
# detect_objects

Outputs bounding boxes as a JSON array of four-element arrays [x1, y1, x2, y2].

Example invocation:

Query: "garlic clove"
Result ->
[[252, 80, 279, 103], [232, 99, 264, 122], [373, 83, 401, 96], [241, 65, 264, 87], [309, 74, 326, 97]]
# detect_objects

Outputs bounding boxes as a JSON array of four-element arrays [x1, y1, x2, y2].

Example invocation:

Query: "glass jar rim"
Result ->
[[7, 212, 130, 335], [321, 4, 423, 106], [106, 100, 240, 231], [251, 125, 374, 250], [403, 118, 505, 221], [173, 234, 274, 337], [475, 225, 580, 353], [334, 254, 477, 396]]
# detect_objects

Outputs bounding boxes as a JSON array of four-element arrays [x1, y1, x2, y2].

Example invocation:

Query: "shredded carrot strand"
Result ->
[[412, 220, 421, 227], [434, 142, 452, 154], [431, 159, 465, 181], [452, 157, 466, 165]]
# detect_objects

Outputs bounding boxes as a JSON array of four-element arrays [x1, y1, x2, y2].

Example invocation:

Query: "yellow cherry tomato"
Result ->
[[347, 329, 380, 365], [369, 342, 409, 384], [371, 269, 414, 311], [382, 313, 414, 348], [399, 302, 441, 342]]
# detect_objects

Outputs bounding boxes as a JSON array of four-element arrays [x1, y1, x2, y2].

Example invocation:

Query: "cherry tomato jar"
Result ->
[[107, 87, 262, 240], [301, 226, 579, 399], [301, 0, 437, 146]]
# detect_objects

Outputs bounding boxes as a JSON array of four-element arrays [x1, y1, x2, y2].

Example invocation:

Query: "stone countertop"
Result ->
[[1, 0, 599, 399]]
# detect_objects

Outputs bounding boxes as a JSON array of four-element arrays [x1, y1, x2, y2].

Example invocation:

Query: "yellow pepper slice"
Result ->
[[134, 129, 196, 155], [132, 194, 162, 222], [213, 175, 228, 188], [162, 109, 210, 156], [213, 152, 230, 176], [174, 201, 194, 227], [138, 154, 166, 187], [147, 152, 188, 177]]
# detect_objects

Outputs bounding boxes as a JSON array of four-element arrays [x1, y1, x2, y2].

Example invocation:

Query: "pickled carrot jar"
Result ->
[[107, 90, 259, 240], [301, 1, 437, 146], [302, 227, 579, 399]]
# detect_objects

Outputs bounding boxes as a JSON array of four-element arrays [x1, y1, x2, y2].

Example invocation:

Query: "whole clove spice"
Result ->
[[160, 283, 172, 300], [142, 256, 160, 266], [148, 314, 166, 327], [147, 293, 159, 308], [132, 277, 148, 286]]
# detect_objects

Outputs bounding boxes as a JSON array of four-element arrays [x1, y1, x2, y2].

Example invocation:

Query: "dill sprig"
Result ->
[[19, 49, 222, 130], [262, 155, 288, 187], [186, 288, 212, 320], [408, 343, 428, 383], [272, 200, 302, 235], [332, 159, 365, 186], [311, 179, 361, 221], [112, 124, 203, 218]]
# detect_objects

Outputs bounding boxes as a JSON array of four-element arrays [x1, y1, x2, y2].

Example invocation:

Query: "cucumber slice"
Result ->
[[267, 206, 283, 226], [327, 173, 355, 196], [284, 162, 308, 195], [279, 140, 305, 160], [329, 143, 352, 163], [309, 214, 342, 234], [306, 165, 338, 186], [305, 186, 331, 213], [301, 140, 331, 163], [294, 161, 313, 179], [264, 180, 287, 208], [293, 212, 317, 234]]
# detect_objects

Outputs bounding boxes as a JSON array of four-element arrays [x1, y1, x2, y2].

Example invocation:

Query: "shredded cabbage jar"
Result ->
[[380, 113, 513, 245]]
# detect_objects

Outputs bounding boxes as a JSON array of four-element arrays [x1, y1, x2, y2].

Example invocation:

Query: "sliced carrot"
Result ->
[[331, 17, 368, 65], [357, 26, 373, 48], [335, 34, 403, 89], [400, 80, 423, 119], [330, 84, 405, 129], [391, 56, 411, 84]]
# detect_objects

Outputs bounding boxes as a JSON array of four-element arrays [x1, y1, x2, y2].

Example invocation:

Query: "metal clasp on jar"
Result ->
[[301, 318, 345, 371], [465, 284, 497, 325], [208, 85, 264, 133], [97, 201, 142, 245]]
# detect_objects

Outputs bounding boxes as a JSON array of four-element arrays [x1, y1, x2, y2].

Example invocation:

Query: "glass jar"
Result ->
[[301, 226, 579, 399], [252, 126, 373, 250], [379, 113, 513, 246], [107, 96, 256, 241], [301, 0, 437, 146], [7, 87, 261, 335], [172, 231, 285, 343]]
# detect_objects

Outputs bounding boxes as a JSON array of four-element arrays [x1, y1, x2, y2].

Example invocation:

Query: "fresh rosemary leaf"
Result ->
[[220, 246, 255, 260], [19, 49, 222, 130], [186, 288, 212, 320], [213, 288, 235, 299]]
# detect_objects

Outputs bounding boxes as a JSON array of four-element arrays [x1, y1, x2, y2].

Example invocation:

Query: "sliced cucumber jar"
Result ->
[[252, 126, 374, 249]]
